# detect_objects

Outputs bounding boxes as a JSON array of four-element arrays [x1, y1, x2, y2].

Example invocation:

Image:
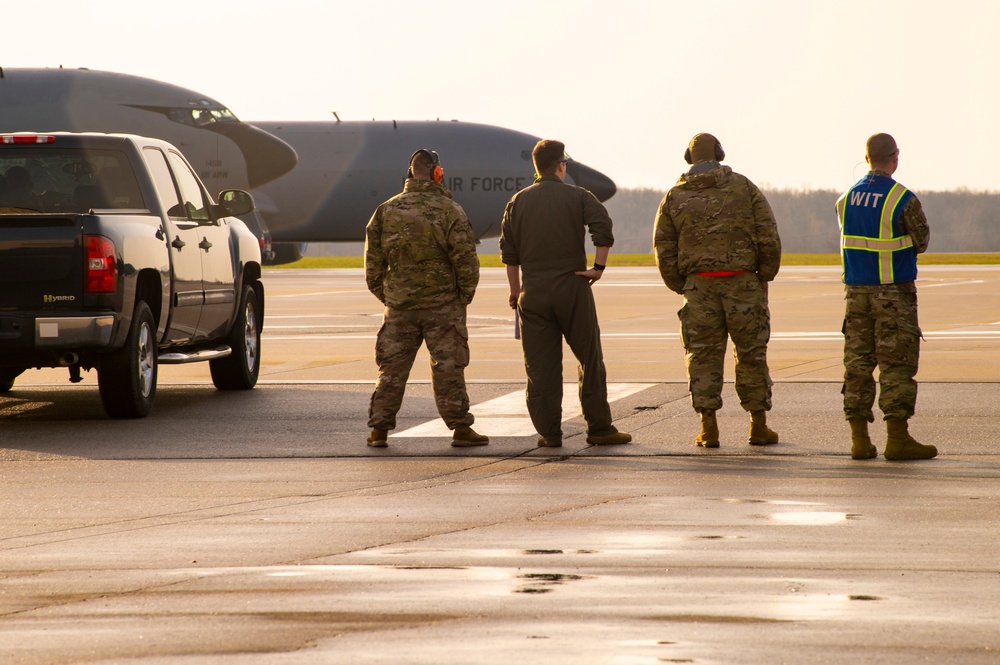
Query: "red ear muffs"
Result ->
[[409, 148, 443, 182]]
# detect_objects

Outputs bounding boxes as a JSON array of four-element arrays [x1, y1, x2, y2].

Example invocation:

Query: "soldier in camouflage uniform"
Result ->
[[654, 133, 782, 448], [364, 149, 488, 448], [837, 133, 936, 461]]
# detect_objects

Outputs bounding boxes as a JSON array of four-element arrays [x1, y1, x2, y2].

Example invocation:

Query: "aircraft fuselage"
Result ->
[[250, 120, 616, 242]]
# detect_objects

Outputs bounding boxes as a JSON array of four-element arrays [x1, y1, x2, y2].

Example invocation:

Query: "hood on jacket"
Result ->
[[675, 164, 733, 190]]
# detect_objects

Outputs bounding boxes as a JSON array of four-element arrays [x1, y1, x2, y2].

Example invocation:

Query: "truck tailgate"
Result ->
[[0, 215, 84, 309]]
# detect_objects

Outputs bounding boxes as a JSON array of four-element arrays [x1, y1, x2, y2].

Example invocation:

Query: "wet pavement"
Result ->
[[2, 267, 1000, 663], [2, 381, 999, 664]]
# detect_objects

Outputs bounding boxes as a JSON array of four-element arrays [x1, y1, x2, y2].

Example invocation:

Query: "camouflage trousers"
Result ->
[[678, 272, 773, 413], [842, 288, 920, 422], [368, 301, 474, 431]]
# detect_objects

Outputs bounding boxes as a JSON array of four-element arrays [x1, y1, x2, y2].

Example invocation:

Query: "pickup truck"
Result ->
[[0, 132, 264, 418]]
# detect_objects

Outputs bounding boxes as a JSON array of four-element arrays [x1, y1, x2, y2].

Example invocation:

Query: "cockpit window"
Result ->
[[167, 107, 239, 127]]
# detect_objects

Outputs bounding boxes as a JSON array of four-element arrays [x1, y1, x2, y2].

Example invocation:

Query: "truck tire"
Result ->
[[0, 369, 22, 393], [210, 283, 260, 390], [98, 301, 157, 418]]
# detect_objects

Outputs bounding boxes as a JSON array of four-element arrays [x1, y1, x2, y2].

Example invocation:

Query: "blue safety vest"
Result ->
[[836, 174, 917, 286]]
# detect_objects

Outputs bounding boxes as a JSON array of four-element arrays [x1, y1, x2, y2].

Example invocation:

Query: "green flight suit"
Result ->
[[499, 174, 617, 438]]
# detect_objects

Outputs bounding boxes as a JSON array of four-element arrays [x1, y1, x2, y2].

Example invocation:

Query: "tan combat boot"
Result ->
[[748, 410, 779, 445], [849, 419, 877, 459], [366, 428, 388, 448], [452, 425, 489, 447], [884, 419, 937, 460], [696, 410, 720, 448], [586, 429, 632, 445]]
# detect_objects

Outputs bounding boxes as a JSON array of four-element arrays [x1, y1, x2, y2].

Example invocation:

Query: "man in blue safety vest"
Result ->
[[836, 133, 937, 461]]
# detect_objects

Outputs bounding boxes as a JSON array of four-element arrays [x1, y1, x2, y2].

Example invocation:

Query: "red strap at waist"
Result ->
[[695, 270, 749, 277]]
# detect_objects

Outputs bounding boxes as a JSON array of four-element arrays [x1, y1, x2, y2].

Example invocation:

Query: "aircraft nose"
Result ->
[[205, 122, 299, 188], [567, 161, 617, 202]]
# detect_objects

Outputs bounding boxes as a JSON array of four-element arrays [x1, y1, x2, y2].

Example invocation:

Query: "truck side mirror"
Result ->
[[218, 189, 255, 217]]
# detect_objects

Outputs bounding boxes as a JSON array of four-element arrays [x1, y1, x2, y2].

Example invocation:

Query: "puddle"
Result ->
[[771, 512, 859, 525], [723, 498, 823, 506], [518, 573, 585, 582], [513, 571, 587, 595], [394, 566, 466, 570], [646, 614, 789, 624]]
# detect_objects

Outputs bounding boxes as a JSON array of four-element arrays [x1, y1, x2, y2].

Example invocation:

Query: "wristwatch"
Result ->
[[592, 263, 606, 271]]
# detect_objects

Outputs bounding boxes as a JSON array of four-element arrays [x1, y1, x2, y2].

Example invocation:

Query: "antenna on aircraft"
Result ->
[[332, 112, 340, 123]]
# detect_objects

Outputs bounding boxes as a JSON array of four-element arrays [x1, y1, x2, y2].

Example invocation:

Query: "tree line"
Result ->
[[604, 187, 1000, 255], [306, 187, 1000, 257]]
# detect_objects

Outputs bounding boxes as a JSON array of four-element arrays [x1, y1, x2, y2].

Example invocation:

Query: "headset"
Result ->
[[407, 149, 444, 183], [684, 139, 726, 165]]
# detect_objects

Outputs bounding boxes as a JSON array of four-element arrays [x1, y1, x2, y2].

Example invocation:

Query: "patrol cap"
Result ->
[[866, 133, 898, 163], [685, 133, 725, 164]]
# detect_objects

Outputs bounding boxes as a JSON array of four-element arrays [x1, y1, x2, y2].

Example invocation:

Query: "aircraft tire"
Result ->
[[98, 301, 157, 418], [210, 283, 261, 391]]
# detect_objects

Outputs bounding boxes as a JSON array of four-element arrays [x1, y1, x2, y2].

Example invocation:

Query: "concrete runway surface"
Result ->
[[2, 267, 999, 664]]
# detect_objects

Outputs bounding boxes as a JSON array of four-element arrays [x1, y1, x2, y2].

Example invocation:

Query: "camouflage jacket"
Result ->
[[653, 164, 782, 294], [365, 179, 480, 310]]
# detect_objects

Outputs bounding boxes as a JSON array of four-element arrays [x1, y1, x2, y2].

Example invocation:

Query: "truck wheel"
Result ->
[[98, 301, 157, 418], [210, 283, 260, 390], [0, 369, 22, 393]]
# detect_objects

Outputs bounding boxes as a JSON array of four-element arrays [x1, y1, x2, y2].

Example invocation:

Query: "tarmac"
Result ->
[[1, 266, 999, 664]]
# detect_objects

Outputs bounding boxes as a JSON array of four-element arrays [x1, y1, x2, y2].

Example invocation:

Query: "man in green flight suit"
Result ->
[[499, 139, 631, 448]]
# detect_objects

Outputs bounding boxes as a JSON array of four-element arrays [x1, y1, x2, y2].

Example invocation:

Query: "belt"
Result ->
[[695, 270, 749, 277]]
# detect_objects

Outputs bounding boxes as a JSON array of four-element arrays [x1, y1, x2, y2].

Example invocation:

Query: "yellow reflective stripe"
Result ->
[[879, 184, 908, 283], [835, 193, 848, 231], [836, 192, 849, 281], [841, 235, 914, 250], [879, 183, 908, 239], [880, 247, 893, 283], [842, 234, 914, 285]]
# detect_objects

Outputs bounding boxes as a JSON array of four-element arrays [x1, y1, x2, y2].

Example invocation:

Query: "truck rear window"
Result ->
[[0, 149, 144, 213]]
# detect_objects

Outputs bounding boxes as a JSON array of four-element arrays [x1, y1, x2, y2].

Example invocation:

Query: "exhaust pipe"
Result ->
[[58, 352, 79, 367]]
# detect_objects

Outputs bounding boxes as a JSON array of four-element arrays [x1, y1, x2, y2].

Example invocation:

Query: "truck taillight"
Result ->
[[84, 235, 117, 293], [0, 134, 56, 144]]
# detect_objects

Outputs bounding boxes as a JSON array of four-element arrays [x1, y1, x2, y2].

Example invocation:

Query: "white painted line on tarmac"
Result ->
[[921, 280, 986, 288], [392, 383, 651, 438]]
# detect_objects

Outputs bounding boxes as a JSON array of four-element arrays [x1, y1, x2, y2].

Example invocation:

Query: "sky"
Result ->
[[4, 0, 998, 193]]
